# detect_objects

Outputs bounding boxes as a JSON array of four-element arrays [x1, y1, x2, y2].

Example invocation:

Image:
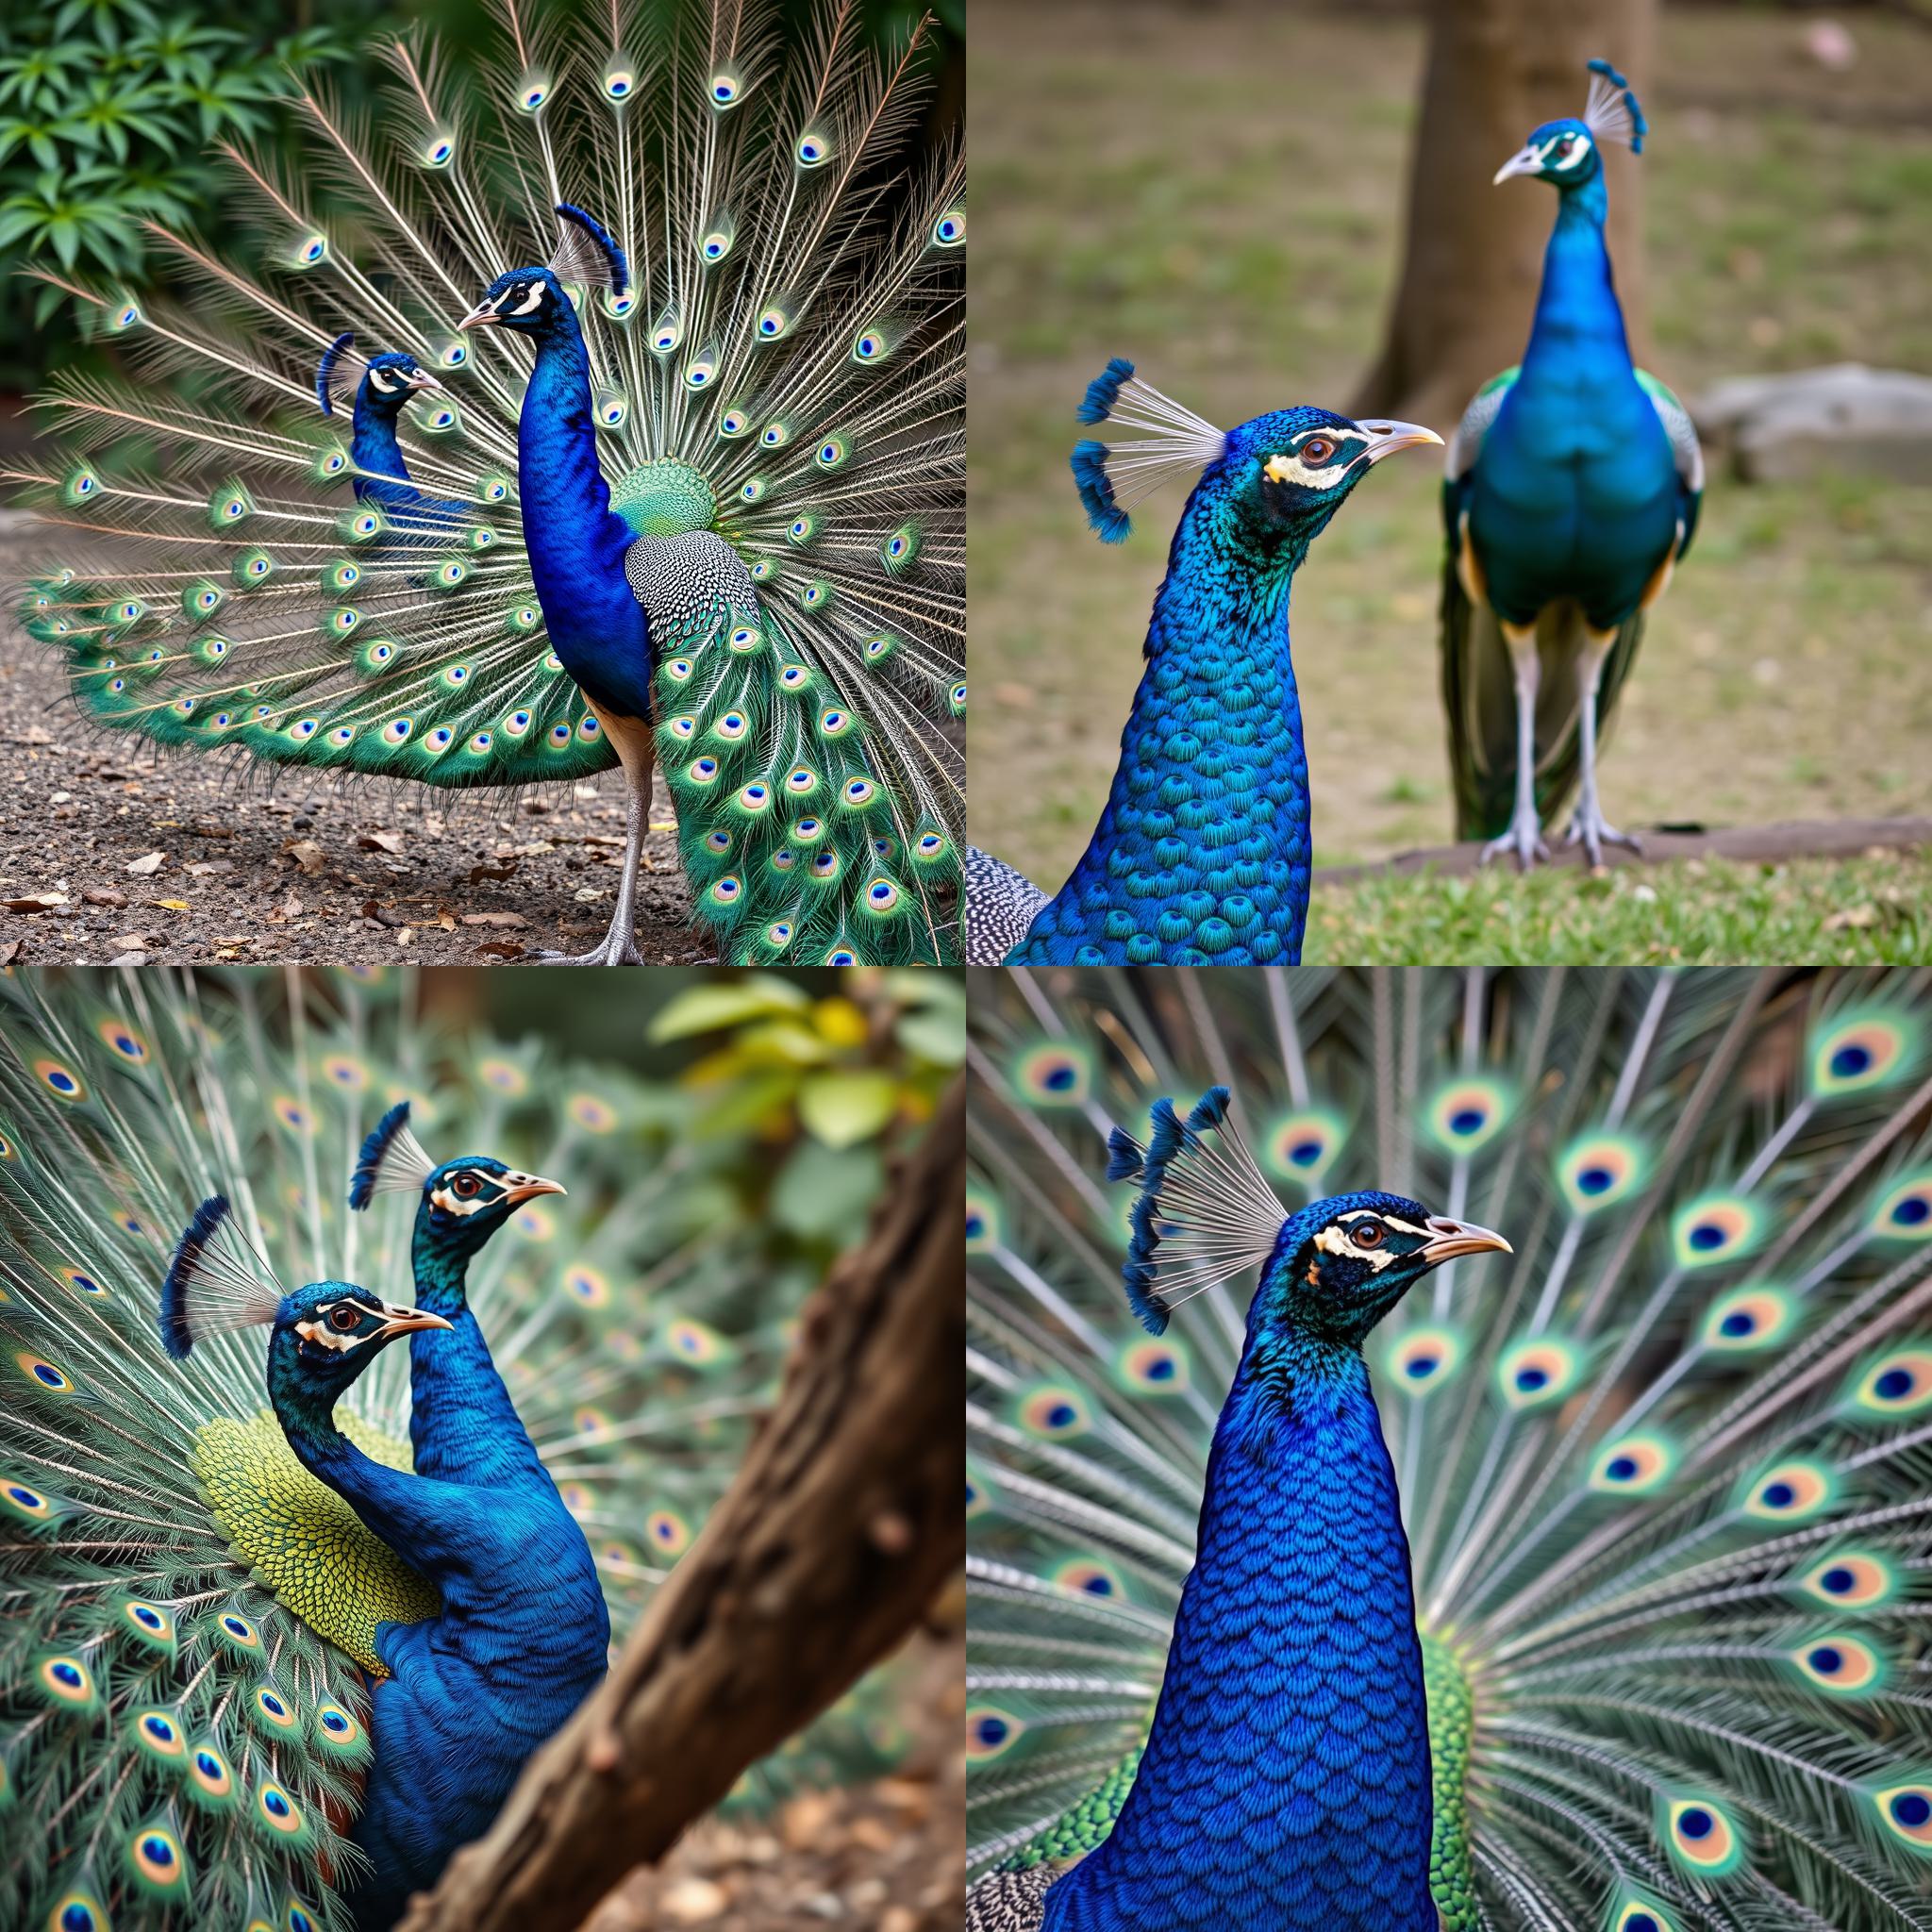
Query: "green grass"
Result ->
[[969, 1, 1932, 938], [1304, 853, 1932, 965]]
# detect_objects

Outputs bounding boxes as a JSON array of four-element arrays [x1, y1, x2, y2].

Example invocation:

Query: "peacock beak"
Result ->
[[502, 1172, 567, 1205], [1357, 420, 1444, 465], [378, 1302, 455, 1339], [456, 299, 501, 330], [405, 369, 445, 393], [1420, 1217, 1512, 1265], [1493, 143, 1544, 186]]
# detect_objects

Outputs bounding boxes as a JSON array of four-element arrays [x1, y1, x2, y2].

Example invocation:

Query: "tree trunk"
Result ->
[[1353, 0, 1657, 430], [393, 1078, 967, 1932]]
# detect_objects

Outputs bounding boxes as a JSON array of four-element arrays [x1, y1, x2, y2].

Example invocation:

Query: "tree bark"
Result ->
[[1353, 0, 1657, 430], [394, 1078, 967, 1932]]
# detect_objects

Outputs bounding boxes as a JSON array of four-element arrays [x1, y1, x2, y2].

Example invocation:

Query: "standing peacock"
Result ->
[[968, 966, 1932, 1930], [12, 0, 963, 966], [0, 967, 850, 1930], [966, 360, 1441, 967], [1441, 61, 1703, 869]]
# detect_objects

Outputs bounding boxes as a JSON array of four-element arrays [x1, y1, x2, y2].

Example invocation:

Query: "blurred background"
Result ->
[[970, 0, 1932, 961]]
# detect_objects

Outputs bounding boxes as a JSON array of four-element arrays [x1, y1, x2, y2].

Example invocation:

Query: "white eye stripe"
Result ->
[[502, 283, 546, 317], [368, 370, 399, 394], [1339, 1209, 1428, 1238], [430, 1177, 491, 1216], [1548, 133, 1590, 170]]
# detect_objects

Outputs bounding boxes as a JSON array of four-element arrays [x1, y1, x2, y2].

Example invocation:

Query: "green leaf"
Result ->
[[896, 1009, 964, 1066], [647, 975, 809, 1041], [797, 1071, 899, 1148], [772, 1139, 884, 1241]]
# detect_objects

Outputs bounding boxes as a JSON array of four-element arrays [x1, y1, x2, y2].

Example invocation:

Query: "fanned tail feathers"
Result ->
[[11, 0, 963, 963], [0, 967, 832, 1929], [968, 968, 1932, 1932]]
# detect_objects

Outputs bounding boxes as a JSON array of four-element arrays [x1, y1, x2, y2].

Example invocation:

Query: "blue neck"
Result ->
[[407, 1226, 553, 1493], [1522, 180, 1630, 378], [1044, 1326, 1434, 1932], [1009, 511, 1312, 966], [517, 317, 654, 716], [351, 406, 418, 509]]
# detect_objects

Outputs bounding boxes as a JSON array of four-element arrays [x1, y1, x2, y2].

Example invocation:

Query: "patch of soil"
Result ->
[[0, 519, 703, 966]]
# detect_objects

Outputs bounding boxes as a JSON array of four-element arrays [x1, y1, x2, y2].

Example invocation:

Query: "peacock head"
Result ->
[[158, 1197, 450, 1406], [348, 1101, 566, 1262], [1111, 1091, 1508, 1350], [1068, 358, 1439, 551], [458, 266, 575, 339], [317, 333, 442, 419], [1213, 408, 1444, 552], [1261, 1191, 1510, 1347], [459, 202, 631, 339], [358, 351, 443, 415], [1493, 59, 1647, 192], [270, 1281, 453, 1405]]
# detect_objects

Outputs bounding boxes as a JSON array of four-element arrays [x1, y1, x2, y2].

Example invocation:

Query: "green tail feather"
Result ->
[[0, 966, 896, 1930], [968, 969, 1932, 1930]]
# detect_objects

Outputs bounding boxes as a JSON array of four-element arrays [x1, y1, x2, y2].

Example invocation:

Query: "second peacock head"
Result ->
[[1109, 1089, 1508, 1349], [1492, 58, 1648, 192], [348, 1101, 566, 1263]]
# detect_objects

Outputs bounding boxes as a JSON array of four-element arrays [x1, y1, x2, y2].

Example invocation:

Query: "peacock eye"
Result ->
[[1557, 135, 1576, 153], [1351, 1218, 1387, 1249], [1301, 438, 1335, 464], [326, 1304, 361, 1333], [452, 1173, 480, 1198]]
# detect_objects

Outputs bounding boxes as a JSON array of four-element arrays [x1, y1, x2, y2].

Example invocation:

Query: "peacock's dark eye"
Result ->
[[326, 1304, 362, 1333], [1301, 437, 1335, 465], [1351, 1218, 1387, 1249], [452, 1172, 481, 1197], [1557, 135, 1576, 153]]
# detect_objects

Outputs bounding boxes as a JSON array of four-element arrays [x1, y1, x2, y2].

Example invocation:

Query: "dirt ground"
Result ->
[[578, 1629, 964, 1932], [0, 516, 707, 966]]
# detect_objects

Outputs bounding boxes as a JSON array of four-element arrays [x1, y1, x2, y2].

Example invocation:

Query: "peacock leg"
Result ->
[[530, 708, 655, 965], [1479, 620, 1549, 871], [1560, 626, 1641, 867]]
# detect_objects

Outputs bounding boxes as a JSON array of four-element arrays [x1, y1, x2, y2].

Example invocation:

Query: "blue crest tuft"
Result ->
[[553, 202, 631, 298], [1076, 358, 1136, 426], [316, 332, 356, 417], [349, 1102, 412, 1210], [1105, 1126, 1145, 1185], [1072, 441, 1131, 544], [1585, 58, 1647, 155], [160, 1196, 230, 1359]]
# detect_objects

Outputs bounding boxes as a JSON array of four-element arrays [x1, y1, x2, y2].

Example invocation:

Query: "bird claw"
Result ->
[[1561, 809, 1641, 870], [526, 935, 648, 966], [1480, 816, 1550, 873]]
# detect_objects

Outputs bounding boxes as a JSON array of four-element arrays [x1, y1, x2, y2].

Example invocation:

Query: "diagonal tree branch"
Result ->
[[395, 1076, 966, 1932]]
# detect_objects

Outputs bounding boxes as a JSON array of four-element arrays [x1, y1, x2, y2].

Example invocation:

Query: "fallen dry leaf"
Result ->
[[109, 933, 155, 951], [459, 910, 527, 928], [358, 830, 406, 855], [286, 841, 325, 874], [124, 852, 165, 875], [0, 939, 24, 965], [3, 893, 66, 912], [474, 941, 525, 958], [149, 899, 191, 912], [468, 860, 518, 883]]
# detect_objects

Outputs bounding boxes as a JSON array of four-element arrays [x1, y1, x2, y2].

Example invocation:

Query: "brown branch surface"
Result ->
[[395, 1080, 967, 1932]]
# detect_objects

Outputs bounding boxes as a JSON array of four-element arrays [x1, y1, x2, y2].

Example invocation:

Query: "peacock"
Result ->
[[11, 0, 964, 967], [964, 360, 1441, 968], [1441, 61, 1703, 869], [0, 966, 877, 1930], [163, 1193, 610, 1929], [967, 965, 1932, 1931]]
